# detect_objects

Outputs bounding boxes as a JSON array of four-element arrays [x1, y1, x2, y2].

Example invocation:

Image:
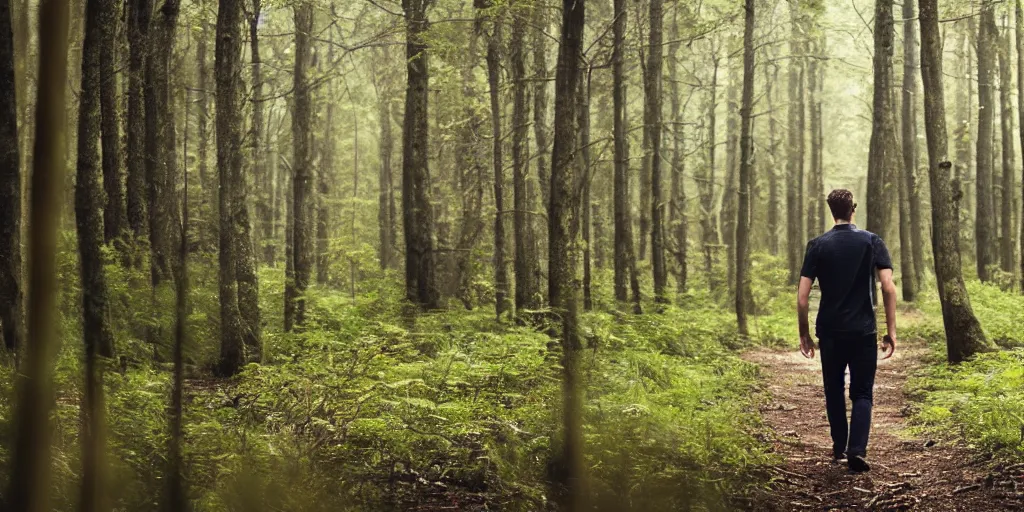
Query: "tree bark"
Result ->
[[807, 39, 824, 239], [867, 0, 895, 244], [235, 0, 261, 361], [99, 0, 124, 246], [997, 24, 1015, 275], [736, 0, 754, 336], [976, 3, 997, 281], [786, 1, 804, 284], [196, 16, 214, 253], [376, 46, 397, 272], [668, 8, 687, 294], [898, 0, 918, 301], [0, 0, 22, 354], [533, 2, 549, 211], [292, 2, 314, 321], [612, 0, 641, 312], [1017, 0, 1024, 292], [766, 50, 780, 257], [578, 70, 592, 311], [487, 11, 509, 319], [6, 0, 70, 505], [723, 53, 739, 294], [511, 5, 539, 312], [402, 0, 439, 309], [126, 0, 151, 248], [76, 0, 113, 507], [547, 0, 586, 506], [918, 0, 991, 363], [214, 0, 244, 376], [646, 0, 667, 302], [251, 0, 272, 266]]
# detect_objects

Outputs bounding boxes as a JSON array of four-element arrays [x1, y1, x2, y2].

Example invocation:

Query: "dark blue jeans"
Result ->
[[819, 335, 877, 458]]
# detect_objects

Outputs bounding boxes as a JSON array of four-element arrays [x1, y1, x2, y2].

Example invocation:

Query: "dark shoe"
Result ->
[[848, 455, 871, 473], [832, 450, 847, 463]]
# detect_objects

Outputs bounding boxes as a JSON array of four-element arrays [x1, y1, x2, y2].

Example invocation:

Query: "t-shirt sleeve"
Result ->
[[872, 235, 893, 270], [799, 240, 817, 281]]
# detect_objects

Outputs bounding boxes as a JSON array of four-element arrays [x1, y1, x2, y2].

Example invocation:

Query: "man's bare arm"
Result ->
[[878, 268, 897, 358], [797, 277, 814, 358]]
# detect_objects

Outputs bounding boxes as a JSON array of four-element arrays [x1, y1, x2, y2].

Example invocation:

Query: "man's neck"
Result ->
[[834, 220, 852, 225]]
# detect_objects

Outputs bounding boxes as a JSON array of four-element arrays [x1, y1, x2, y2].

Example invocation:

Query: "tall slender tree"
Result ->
[[736, 0, 755, 335], [292, 2, 315, 321], [786, 2, 804, 284], [898, 0, 918, 301], [997, 24, 1015, 274], [236, 4, 261, 360], [668, 7, 687, 293], [612, 0, 641, 312], [215, 0, 245, 375], [976, 3, 997, 281], [511, 3, 539, 313], [918, 0, 991, 363], [376, 46, 398, 272], [99, 0, 124, 246], [487, 9, 509, 319], [646, 0, 667, 302], [1017, 0, 1024, 292], [867, 0, 896, 244], [548, 0, 586, 506], [402, 0, 439, 309], [76, 0, 114, 506], [126, 0, 152, 248], [0, 0, 22, 354], [579, 70, 593, 311]]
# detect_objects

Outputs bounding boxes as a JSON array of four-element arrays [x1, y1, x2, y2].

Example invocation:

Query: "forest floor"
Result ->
[[743, 331, 1024, 511]]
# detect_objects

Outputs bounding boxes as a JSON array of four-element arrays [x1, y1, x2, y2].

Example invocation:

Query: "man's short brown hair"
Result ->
[[827, 189, 856, 221]]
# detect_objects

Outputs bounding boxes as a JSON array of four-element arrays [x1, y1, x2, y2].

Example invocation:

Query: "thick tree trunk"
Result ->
[[918, 0, 991, 363], [998, 27, 1015, 274], [867, 0, 895, 244], [668, 8, 687, 294], [292, 2, 314, 321], [214, 0, 244, 376], [976, 4, 997, 281], [786, 1, 804, 284], [487, 14, 509, 319], [6, 0, 70, 505], [736, 0, 754, 336], [99, 0, 124, 246], [612, 0, 641, 312], [126, 0, 151, 247], [646, 0, 667, 302], [402, 0, 439, 309], [547, 0, 586, 506], [510, 7, 539, 312], [0, 0, 22, 354], [76, 0, 113, 507]]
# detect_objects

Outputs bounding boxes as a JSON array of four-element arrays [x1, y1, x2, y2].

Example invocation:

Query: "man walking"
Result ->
[[796, 189, 897, 472]]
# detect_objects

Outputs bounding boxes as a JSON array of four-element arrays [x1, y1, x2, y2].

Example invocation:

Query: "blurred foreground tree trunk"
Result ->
[[918, 0, 991, 363], [0, 0, 23, 354], [6, 0, 70, 506], [547, 0, 586, 506]]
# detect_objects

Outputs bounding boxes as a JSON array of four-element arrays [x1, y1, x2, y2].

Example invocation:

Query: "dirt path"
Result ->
[[744, 341, 1023, 511]]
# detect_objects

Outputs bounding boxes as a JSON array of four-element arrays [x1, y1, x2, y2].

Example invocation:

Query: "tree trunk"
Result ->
[[578, 70, 592, 311], [668, 8, 687, 294], [807, 40, 824, 239], [1017, 0, 1024, 292], [0, 0, 22, 354], [487, 12, 509, 319], [317, 39, 335, 289], [214, 0, 244, 376], [736, 0, 754, 336], [99, 0, 124, 246], [376, 47, 397, 272], [786, 1, 804, 284], [76, 0, 113, 507], [284, 166, 295, 331], [251, 0, 271, 266], [723, 55, 739, 294], [612, 0, 641, 312], [898, 0, 918, 301], [918, 0, 991, 363], [766, 51, 780, 256], [126, 0, 151, 248], [976, 3, 997, 281], [196, 17, 214, 253], [646, 0, 667, 302], [235, 1, 261, 362], [510, 5, 539, 312], [6, 0, 70, 505], [867, 0, 895, 244], [402, 0, 439, 309], [533, 2, 549, 211], [292, 2, 314, 321], [998, 25, 1015, 274], [548, 0, 586, 506]]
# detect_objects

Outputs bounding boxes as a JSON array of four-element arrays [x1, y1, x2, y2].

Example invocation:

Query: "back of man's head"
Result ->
[[827, 189, 856, 221]]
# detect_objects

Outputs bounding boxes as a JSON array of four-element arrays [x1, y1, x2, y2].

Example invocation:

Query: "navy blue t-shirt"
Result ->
[[800, 224, 893, 338]]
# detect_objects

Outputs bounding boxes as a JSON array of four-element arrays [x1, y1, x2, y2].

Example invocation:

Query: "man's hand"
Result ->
[[800, 334, 816, 359], [881, 334, 896, 360]]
